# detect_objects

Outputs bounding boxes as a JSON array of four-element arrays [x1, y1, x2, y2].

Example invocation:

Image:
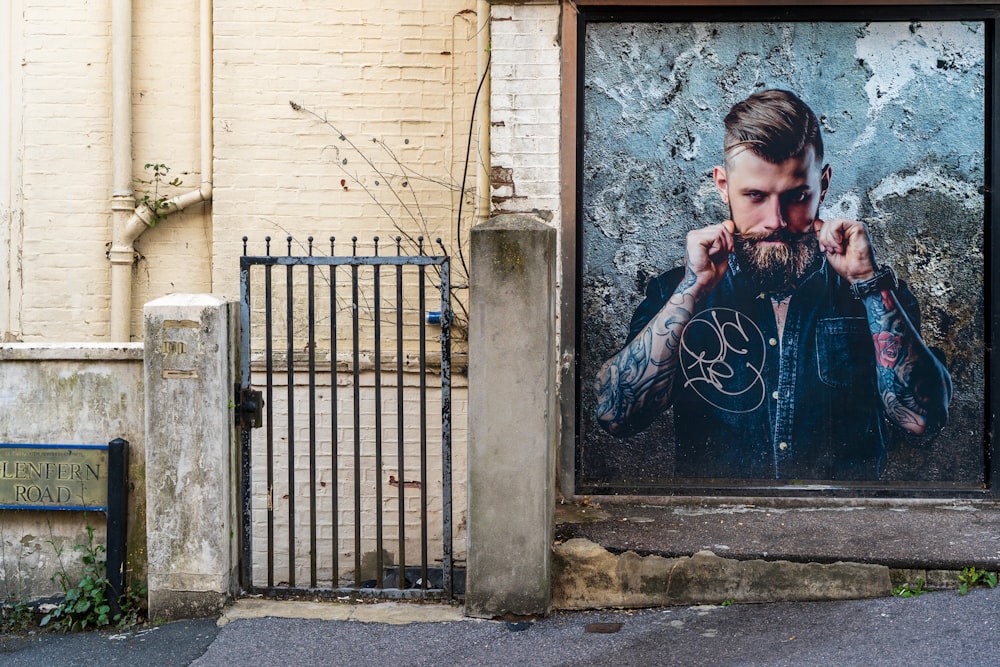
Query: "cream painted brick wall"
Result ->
[[129, 0, 213, 337], [10, 0, 212, 342], [489, 2, 563, 223], [17, 2, 113, 341], [211, 0, 480, 303], [9, 1, 478, 342]]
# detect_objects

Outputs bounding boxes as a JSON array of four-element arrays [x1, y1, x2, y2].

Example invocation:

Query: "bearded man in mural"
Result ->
[[594, 89, 953, 481]]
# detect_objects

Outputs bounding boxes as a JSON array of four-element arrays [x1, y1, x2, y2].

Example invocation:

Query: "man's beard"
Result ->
[[733, 228, 821, 294]]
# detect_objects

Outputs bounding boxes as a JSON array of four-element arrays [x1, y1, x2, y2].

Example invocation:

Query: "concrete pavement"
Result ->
[[4, 498, 998, 665], [4, 589, 1000, 666]]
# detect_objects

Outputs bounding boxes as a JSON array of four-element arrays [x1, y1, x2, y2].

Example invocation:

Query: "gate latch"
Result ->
[[236, 386, 264, 429]]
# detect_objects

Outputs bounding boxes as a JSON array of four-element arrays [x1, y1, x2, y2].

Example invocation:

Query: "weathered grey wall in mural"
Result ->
[[578, 20, 985, 489]]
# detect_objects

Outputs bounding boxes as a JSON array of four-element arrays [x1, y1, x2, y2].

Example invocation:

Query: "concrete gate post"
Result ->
[[143, 294, 240, 620], [467, 215, 557, 618]]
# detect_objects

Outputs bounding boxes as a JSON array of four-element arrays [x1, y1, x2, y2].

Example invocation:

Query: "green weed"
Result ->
[[41, 525, 145, 632], [893, 578, 927, 598], [1, 595, 33, 633], [958, 567, 998, 596], [134, 163, 183, 225]]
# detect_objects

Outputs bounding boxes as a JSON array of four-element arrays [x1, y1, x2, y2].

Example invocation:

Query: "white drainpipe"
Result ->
[[109, 0, 213, 342], [477, 0, 491, 226], [108, 0, 134, 342]]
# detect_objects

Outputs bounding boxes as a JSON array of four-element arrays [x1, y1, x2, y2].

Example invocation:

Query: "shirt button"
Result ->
[[768, 338, 778, 347], [778, 442, 789, 451], [772, 391, 780, 400]]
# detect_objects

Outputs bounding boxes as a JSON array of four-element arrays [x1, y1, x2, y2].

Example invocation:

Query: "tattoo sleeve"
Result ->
[[865, 289, 952, 435], [594, 269, 699, 437]]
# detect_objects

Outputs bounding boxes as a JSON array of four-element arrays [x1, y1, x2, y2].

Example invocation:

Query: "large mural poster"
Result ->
[[577, 16, 988, 493]]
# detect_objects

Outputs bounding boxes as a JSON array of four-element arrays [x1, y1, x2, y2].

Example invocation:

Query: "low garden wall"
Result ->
[[0, 344, 145, 601]]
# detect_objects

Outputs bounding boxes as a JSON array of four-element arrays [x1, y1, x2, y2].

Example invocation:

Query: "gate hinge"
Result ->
[[235, 385, 264, 429]]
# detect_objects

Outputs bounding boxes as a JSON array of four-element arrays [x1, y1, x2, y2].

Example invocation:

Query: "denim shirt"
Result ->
[[627, 258, 922, 481]]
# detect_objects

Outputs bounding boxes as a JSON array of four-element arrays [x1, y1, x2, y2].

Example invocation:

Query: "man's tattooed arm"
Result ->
[[594, 270, 699, 437], [865, 289, 952, 435]]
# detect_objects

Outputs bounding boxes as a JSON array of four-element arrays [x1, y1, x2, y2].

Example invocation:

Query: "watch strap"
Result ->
[[850, 265, 897, 300]]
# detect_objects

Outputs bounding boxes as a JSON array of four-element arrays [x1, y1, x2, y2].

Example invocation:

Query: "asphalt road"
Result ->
[[3, 587, 998, 666]]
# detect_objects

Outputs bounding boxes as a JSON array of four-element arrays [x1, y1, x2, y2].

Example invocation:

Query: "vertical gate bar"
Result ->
[[238, 250, 253, 590], [395, 240, 406, 589], [439, 254, 453, 598], [418, 248, 428, 589], [373, 239, 384, 587], [307, 238, 318, 587], [351, 239, 362, 587], [329, 237, 339, 586], [285, 237, 296, 588], [240, 427, 252, 591], [265, 252, 275, 589]]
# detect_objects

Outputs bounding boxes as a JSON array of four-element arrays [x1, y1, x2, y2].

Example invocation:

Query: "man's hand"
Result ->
[[815, 217, 878, 283], [815, 216, 952, 433], [595, 220, 736, 437], [685, 220, 735, 293]]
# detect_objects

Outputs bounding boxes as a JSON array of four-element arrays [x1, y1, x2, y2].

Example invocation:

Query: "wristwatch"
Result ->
[[850, 265, 897, 299]]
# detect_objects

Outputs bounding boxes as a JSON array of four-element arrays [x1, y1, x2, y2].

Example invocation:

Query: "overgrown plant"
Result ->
[[288, 96, 487, 336], [893, 578, 928, 598], [134, 162, 183, 226], [1, 524, 33, 633], [2, 595, 32, 633], [287, 102, 473, 276], [42, 525, 111, 631], [114, 577, 148, 630], [958, 566, 997, 595], [41, 525, 144, 632]]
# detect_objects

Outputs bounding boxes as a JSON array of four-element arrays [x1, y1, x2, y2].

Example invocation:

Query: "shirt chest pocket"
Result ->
[[815, 317, 875, 388]]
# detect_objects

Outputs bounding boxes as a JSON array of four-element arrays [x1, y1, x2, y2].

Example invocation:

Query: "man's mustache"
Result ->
[[735, 228, 815, 244]]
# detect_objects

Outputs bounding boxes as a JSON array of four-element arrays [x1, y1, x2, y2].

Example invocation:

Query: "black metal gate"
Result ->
[[237, 235, 455, 600]]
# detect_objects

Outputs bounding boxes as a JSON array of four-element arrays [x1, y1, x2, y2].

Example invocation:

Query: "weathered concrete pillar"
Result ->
[[143, 294, 239, 620], [467, 214, 557, 618]]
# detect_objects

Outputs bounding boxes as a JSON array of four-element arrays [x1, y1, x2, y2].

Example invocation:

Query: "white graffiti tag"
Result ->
[[679, 308, 766, 413]]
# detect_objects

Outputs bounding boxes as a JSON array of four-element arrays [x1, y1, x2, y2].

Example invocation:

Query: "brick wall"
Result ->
[[4, 0, 213, 341], [4, 0, 483, 593], [488, 2, 563, 222], [6, 0, 479, 343], [211, 0, 480, 314], [12, 1, 113, 341]]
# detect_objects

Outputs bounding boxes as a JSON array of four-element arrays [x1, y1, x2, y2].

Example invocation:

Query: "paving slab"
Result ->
[[219, 599, 466, 626]]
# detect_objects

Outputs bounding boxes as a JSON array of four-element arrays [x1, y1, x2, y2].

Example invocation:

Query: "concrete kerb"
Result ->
[[550, 498, 1000, 610], [551, 538, 891, 610]]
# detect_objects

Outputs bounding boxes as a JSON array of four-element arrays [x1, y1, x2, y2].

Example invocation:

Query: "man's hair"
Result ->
[[723, 89, 823, 165]]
